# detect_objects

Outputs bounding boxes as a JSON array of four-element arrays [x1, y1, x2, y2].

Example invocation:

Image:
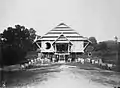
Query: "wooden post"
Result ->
[[68, 44, 69, 53], [55, 44, 56, 53]]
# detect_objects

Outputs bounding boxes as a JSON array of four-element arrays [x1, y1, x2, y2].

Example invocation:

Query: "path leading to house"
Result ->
[[2, 63, 120, 88]]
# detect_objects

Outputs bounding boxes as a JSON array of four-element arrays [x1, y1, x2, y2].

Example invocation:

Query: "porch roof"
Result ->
[[52, 34, 72, 45], [54, 41, 70, 43]]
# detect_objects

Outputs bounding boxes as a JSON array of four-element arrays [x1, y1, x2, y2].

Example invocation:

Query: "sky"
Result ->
[[0, 0, 120, 42]]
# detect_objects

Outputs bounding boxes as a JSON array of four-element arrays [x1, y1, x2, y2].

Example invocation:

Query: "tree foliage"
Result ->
[[85, 37, 97, 53], [94, 42, 107, 51], [1, 25, 37, 65], [85, 45, 94, 53], [92, 42, 108, 57], [89, 37, 97, 45], [29, 28, 36, 42]]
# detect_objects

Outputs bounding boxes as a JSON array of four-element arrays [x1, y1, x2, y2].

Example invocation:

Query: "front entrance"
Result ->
[[52, 34, 72, 63], [54, 43, 70, 63], [58, 54, 65, 63]]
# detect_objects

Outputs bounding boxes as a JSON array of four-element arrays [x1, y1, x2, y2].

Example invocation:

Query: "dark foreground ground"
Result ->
[[0, 62, 120, 88]]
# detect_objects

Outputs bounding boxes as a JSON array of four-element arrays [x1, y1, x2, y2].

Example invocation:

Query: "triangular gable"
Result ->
[[53, 34, 72, 44], [57, 34, 68, 41]]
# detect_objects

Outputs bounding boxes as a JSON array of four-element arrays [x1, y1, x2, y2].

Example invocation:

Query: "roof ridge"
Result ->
[[55, 23, 70, 28]]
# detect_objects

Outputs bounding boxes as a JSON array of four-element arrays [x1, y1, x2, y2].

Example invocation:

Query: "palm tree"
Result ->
[[114, 36, 118, 42]]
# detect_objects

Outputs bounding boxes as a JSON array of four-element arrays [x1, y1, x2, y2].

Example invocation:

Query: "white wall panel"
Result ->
[[71, 41, 84, 52]]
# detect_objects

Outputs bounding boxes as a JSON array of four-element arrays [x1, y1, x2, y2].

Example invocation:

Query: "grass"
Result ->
[[66, 62, 101, 71], [89, 70, 120, 86], [66, 62, 120, 86], [1, 63, 62, 87]]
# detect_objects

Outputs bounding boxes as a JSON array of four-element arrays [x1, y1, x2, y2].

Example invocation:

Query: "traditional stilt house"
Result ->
[[36, 23, 91, 62]]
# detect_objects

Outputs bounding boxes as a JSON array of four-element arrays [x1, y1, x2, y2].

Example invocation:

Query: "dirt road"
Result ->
[[29, 65, 112, 88], [3, 63, 120, 88]]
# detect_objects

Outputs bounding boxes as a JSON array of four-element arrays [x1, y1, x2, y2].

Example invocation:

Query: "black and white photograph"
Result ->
[[0, 0, 120, 88]]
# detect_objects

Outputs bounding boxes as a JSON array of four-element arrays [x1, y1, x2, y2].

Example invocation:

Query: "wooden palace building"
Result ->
[[35, 23, 91, 62]]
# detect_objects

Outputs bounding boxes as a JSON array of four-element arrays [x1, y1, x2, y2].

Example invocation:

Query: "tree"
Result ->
[[0, 36, 2, 66], [91, 42, 108, 62], [87, 37, 97, 52], [28, 28, 38, 51], [1, 25, 37, 65], [29, 28, 36, 42], [95, 42, 107, 51], [89, 37, 97, 46], [84, 45, 94, 53]]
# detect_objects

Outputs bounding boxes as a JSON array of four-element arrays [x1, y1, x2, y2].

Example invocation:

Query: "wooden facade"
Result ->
[[35, 23, 91, 62]]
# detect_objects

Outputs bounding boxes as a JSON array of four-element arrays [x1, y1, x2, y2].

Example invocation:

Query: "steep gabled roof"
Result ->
[[38, 23, 88, 41]]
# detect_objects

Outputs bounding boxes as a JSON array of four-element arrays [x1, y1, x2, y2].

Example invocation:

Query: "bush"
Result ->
[[0, 25, 37, 65], [2, 46, 27, 66]]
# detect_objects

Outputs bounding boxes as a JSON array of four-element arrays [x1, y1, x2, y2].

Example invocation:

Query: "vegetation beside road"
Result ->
[[85, 36, 120, 71], [0, 25, 37, 66], [66, 62, 120, 86], [0, 63, 62, 87]]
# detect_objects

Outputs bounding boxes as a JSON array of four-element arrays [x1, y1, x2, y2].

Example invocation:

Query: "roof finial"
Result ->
[[57, 23, 69, 28], [59, 23, 65, 25]]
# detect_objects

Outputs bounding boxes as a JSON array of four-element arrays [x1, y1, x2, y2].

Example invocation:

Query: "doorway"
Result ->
[[58, 54, 65, 63]]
